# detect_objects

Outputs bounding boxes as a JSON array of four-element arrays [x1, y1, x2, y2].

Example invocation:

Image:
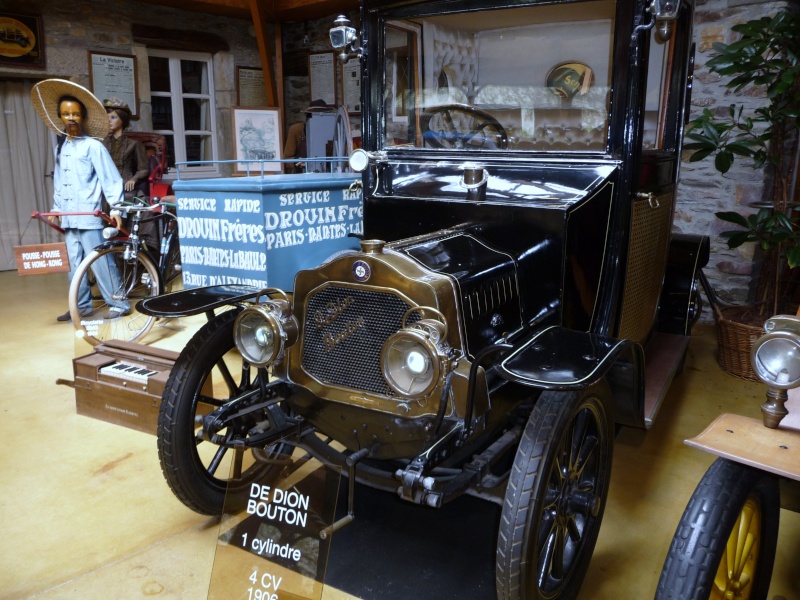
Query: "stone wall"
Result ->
[[674, 0, 790, 316], [0, 0, 261, 163]]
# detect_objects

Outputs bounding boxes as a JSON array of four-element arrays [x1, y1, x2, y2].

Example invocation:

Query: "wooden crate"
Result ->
[[68, 340, 178, 434]]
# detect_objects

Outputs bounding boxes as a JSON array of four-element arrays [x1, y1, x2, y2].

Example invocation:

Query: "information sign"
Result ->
[[14, 243, 69, 275], [88, 51, 139, 118], [208, 459, 342, 600]]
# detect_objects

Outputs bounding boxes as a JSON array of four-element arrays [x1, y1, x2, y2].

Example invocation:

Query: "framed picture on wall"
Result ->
[[308, 52, 336, 106], [88, 51, 139, 118], [231, 106, 282, 174], [236, 66, 268, 107], [0, 12, 45, 68], [341, 59, 361, 114]]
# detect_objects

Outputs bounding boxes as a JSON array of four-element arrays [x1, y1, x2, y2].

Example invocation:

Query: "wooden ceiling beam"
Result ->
[[137, 0, 358, 22], [249, 0, 280, 107]]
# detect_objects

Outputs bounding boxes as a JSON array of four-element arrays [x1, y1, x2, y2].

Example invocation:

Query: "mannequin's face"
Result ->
[[107, 110, 123, 134], [59, 100, 84, 138]]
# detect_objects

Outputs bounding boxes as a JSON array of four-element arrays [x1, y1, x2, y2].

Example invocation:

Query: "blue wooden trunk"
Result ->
[[173, 173, 363, 290]]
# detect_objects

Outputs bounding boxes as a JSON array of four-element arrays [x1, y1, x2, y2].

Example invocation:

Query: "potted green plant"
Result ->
[[684, 9, 800, 379]]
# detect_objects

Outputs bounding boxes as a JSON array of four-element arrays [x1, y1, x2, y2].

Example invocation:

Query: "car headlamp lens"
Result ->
[[751, 331, 800, 388], [254, 323, 274, 349], [405, 349, 428, 375], [234, 299, 298, 368], [234, 307, 281, 367], [382, 332, 439, 398]]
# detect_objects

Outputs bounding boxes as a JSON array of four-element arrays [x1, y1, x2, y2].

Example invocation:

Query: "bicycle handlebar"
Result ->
[[118, 202, 174, 214], [32, 200, 176, 237], [31, 210, 128, 236]]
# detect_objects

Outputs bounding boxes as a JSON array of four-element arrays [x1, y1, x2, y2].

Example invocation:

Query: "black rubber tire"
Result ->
[[162, 235, 182, 293], [68, 245, 159, 346], [157, 308, 285, 515], [496, 385, 614, 600], [655, 458, 779, 600], [420, 103, 508, 150]]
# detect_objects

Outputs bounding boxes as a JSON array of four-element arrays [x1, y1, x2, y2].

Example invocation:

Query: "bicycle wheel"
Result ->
[[68, 245, 160, 346], [162, 232, 183, 293]]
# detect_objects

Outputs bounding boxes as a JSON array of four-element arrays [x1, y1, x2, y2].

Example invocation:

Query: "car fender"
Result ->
[[136, 284, 261, 318], [497, 326, 645, 427]]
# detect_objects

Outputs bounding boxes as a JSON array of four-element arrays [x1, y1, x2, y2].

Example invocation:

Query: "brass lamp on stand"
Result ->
[[750, 315, 800, 428]]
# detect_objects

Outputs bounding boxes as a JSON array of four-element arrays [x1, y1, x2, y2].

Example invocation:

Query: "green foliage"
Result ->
[[691, 10, 800, 297], [716, 208, 800, 268], [685, 10, 800, 173]]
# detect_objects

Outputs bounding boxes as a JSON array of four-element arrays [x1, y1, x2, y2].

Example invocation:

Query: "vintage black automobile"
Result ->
[[142, 0, 707, 597]]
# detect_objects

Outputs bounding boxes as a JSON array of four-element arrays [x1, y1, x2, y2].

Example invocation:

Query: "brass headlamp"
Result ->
[[381, 307, 451, 399], [234, 289, 298, 367], [750, 315, 800, 428]]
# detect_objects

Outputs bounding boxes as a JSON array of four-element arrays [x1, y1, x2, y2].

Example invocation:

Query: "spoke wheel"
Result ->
[[421, 103, 508, 150], [331, 105, 354, 172], [714, 497, 761, 599], [496, 385, 613, 600], [162, 234, 183, 293], [68, 246, 159, 345], [655, 458, 778, 600], [157, 308, 289, 515]]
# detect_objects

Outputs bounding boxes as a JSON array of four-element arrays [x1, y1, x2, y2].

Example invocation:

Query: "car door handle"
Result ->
[[636, 191, 660, 209]]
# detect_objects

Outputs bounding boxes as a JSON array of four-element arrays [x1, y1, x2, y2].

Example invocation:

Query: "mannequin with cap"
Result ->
[[283, 99, 331, 173], [102, 97, 149, 201]]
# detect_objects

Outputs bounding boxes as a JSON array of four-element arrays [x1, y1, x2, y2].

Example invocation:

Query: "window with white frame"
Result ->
[[148, 49, 218, 175]]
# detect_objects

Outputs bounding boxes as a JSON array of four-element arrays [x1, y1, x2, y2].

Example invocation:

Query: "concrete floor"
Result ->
[[1, 269, 799, 600]]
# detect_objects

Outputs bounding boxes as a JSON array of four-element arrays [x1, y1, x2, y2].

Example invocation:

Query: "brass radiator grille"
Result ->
[[301, 285, 416, 394]]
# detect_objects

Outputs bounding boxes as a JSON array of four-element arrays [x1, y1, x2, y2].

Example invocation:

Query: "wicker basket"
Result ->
[[712, 304, 763, 382]]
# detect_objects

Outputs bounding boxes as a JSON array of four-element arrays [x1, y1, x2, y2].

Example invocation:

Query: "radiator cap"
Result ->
[[360, 239, 385, 254]]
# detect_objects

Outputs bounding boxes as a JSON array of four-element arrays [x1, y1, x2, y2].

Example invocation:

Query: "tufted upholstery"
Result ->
[[529, 109, 606, 151], [423, 22, 479, 99]]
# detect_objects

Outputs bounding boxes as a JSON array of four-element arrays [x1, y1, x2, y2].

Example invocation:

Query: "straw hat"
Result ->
[[30, 79, 108, 139]]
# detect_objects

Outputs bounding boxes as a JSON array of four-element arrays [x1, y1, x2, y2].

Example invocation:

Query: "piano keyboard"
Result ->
[[99, 361, 159, 384]]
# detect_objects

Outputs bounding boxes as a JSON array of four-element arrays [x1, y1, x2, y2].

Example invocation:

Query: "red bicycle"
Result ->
[[33, 198, 181, 345]]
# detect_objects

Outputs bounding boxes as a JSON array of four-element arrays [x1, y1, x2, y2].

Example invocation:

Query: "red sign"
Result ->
[[14, 243, 69, 275]]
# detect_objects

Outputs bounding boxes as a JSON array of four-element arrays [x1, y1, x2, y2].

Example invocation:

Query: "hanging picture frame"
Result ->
[[0, 12, 45, 68], [88, 51, 139, 118], [236, 66, 268, 107], [231, 106, 282, 174], [308, 52, 336, 105], [341, 59, 361, 114]]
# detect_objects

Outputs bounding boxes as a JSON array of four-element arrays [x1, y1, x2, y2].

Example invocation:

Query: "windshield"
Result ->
[[382, 0, 615, 152]]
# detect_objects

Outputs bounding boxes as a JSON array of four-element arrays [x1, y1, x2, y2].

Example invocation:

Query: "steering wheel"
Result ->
[[331, 105, 354, 173], [420, 104, 508, 150]]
